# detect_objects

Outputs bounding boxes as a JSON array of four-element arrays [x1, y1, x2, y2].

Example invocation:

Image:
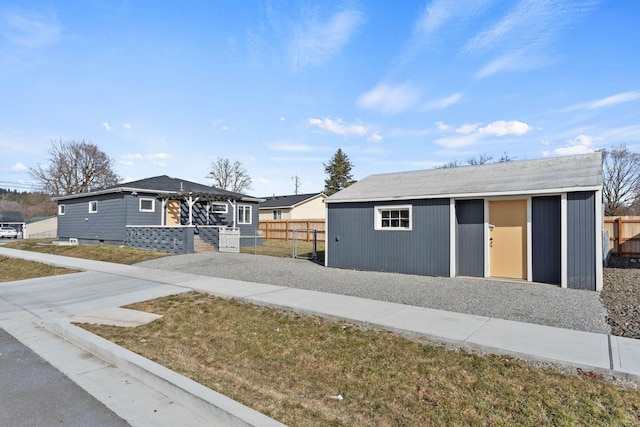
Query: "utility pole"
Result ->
[[291, 174, 300, 195]]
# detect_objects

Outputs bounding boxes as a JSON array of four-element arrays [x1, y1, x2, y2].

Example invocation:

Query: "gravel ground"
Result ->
[[601, 256, 640, 339], [137, 252, 611, 334]]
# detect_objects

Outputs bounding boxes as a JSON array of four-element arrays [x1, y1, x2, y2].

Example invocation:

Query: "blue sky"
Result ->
[[1, 0, 639, 196]]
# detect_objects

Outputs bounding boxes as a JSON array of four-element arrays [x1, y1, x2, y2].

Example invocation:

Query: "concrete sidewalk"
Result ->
[[1, 247, 640, 425]]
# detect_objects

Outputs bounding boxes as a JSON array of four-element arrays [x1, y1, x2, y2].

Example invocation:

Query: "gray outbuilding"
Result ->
[[324, 153, 604, 291]]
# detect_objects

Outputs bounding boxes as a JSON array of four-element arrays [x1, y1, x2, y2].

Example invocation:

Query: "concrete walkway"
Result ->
[[1, 247, 640, 426]]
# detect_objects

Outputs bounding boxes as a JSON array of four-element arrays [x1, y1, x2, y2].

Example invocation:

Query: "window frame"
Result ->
[[210, 202, 228, 214], [88, 200, 98, 214], [58, 204, 65, 216], [238, 205, 252, 225], [374, 204, 412, 231], [273, 210, 282, 220], [139, 198, 156, 213]]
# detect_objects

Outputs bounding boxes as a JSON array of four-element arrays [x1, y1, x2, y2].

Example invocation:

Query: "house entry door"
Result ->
[[167, 200, 180, 225], [489, 200, 527, 279]]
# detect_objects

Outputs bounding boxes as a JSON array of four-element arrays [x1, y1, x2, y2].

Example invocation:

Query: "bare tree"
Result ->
[[601, 145, 640, 216], [207, 157, 252, 193], [30, 140, 120, 196], [466, 153, 493, 166], [436, 152, 514, 169]]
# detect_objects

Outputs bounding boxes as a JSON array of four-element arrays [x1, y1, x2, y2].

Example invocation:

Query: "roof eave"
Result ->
[[324, 185, 603, 204]]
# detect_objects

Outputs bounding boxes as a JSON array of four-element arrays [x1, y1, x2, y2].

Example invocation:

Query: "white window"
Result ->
[[273, 210, 282, 220], [238, 205, 252, 224], [210, 202, 228, 213], [58, 204, 65, 215], [139, 198, 155, 212], [374, 205, 412, 230], [88, 201, 98, 213]]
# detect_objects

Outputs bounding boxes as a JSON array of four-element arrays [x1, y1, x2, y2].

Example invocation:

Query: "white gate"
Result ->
[[219, 227, 240, 253]]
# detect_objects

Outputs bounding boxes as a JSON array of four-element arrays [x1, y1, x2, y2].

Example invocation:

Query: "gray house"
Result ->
[[54, 175, 263, 253], [324, 153, 604, 291]]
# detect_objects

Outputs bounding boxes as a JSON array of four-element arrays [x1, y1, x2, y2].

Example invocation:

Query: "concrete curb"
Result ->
[[45, 320, 286, 427]]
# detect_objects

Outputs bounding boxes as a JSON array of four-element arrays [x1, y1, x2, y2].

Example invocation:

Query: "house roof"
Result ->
[[259, 192, 326, 209], [53, 175, 262, 202], [0, 211, 24, 223], [325, 153, 603, 204]]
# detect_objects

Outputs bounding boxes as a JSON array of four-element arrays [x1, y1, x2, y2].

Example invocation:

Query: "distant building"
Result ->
[[259, 193, 327, 220], [0, 211, 25, 237]]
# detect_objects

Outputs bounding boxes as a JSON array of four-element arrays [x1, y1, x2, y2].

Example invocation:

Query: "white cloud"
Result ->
[[3, 11, 61, 49], [435, 119, 533, 148], [148, 152, 171, 167], [435, 121, 453, 132], [120, 153, 172, 167], [357, 82, 422, 114], [456, 123, 481, 134], [123, 123, 132, 129], [479, 120, 532, 136], [368, 133, 383, 143], [565, 91, 640, 111], [308, 117, 368, 137], [289, 8, 364, 70], [553, 134, 598, 156], [9, 162, 27, 172], [102, 122, 112, 131], [465, 0, 597, 78], [422, 92, 463, 110], [435, 133, 484, 149]]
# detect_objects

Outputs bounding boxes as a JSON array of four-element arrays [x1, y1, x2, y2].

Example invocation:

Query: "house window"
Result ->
[[210, 202, 228, 213], [58, 204, 65, 215], [374, 205, 412, 230], [139, 198, 155, 212], [88, 201, 98, 213], [273, 210, 282, 220], [238, 205, 252, 224]]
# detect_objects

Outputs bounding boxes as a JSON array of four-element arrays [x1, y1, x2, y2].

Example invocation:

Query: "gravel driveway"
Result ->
[[137, 252, 611, 334]]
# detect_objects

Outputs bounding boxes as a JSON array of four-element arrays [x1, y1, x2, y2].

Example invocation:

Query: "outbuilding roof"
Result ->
[[325, 153, 603, 204], [259, 192, 326, 209], [53, 175, 262, 202]]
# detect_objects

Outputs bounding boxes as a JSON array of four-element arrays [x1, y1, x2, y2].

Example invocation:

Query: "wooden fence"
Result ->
[[259, 219, 325, 242], [605, 216, 640, 256]]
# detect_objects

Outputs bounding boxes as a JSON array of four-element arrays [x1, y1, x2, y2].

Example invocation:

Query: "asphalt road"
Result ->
[[0, 328, 130, 427]]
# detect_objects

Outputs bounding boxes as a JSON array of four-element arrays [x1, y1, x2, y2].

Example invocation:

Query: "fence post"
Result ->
[[615, 217, 621, 256]]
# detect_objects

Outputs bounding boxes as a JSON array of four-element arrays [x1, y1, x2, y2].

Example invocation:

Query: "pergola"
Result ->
[[157, 192, 243, 226]]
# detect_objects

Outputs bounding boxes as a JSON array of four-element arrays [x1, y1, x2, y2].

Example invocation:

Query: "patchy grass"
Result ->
[[4, 240, 171, 265], [0, 255, 77, 282], [241, 240, 325, 262], [82, 292, 640, 426]]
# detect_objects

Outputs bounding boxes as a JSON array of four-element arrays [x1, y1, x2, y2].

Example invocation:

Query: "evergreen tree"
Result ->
[[324, 148, 355, 195]]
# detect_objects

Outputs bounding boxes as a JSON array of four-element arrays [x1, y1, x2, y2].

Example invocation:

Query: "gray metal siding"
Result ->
[[532, 196, 561, 284], [567, 192, 596, 290], [124, 193, 162, 226], [57, 194, 127, 244], [455, 200, 484, 277], [327, 199, 450, 276]]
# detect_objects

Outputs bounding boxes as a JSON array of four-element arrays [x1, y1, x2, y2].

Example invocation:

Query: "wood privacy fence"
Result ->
[[259, 219, 326, 242], [605, 216, 640, 256]]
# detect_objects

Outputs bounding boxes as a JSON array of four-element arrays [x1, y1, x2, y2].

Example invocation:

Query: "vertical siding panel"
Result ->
[[532, 196, 561, 284], [455, 200, 484, 277], [327, 199, 450, 276], [567, 192, 595, 290]]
